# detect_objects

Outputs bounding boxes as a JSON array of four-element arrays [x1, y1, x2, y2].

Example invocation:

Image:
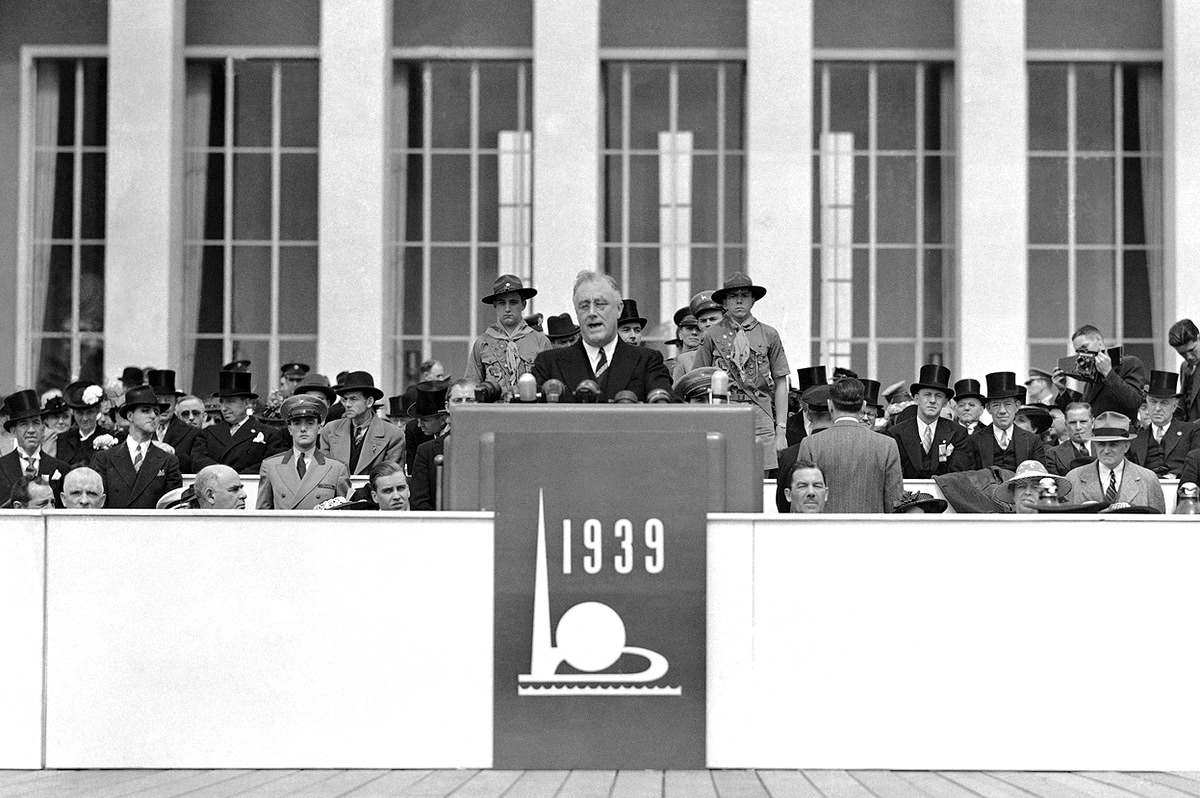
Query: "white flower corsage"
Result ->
[[252, 431, 266, 444], [93, 434, 118, 451], [152, 441, 176, 456], [82, 385, 103, 406]]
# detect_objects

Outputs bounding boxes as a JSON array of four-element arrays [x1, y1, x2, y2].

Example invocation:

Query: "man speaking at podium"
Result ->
[[531, 271, 672, 402]]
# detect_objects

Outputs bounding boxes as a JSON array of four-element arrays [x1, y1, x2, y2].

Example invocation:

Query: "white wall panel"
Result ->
[[0, 513, 44, 769]]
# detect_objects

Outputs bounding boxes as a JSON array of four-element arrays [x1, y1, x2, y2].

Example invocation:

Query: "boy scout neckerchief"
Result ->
[[486, 321, 534, 377], [713, 316, 775, 420]]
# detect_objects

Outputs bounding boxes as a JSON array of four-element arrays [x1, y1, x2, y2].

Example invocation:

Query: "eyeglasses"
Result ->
[[179, 410, 203, 418], [575, 300, 611, 313]]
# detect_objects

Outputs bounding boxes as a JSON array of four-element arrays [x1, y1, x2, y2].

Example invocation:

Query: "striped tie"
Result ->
[[1105, 470, 1117, 503], [594, 347, 608, 377], [133, 444, 144, 472], [922, 425, 933, 453]]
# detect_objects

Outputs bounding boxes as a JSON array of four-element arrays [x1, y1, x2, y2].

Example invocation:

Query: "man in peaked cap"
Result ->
[[966, 372, 1046, 471], [147, 369, 199, 473], [0, 389, 68, 505], [192, 370, 289, 474], [1066, 412, 1165, 512], [616, 299, 647, 347], [90, 385, 184, 509], [1135, 370, 1200, 478], [888, 364, 972, 479], [258, 395, 349, 510], [669, 307, 704, 382], [1024, 367, 1060, 407], [467, 274, 551, 400], [319, 370, 404, 476], [690, 290, 724, 333]]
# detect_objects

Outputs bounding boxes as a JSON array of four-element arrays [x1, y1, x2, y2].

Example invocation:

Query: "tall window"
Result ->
[[811, 62, 956, 388], [602, 61, 745, 341], [26, 58, 107, 393], [390, 60, 533, 382], [182, 58, 320, 398], [1027, 63, 1163, 371]]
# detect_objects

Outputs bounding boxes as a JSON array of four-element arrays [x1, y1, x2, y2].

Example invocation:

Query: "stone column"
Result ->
[[1164, 0, 1200, 327]]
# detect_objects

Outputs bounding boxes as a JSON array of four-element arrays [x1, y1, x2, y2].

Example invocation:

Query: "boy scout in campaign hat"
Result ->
[[467, 274, 551, 399], [257, 394, 350, 511]]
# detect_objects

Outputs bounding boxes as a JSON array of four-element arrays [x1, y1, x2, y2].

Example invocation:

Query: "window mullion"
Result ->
[[223, 57, 235, 364], [422, 63, 433, 360], [269, 61, 282, 380], [71, 59, 85, 379], [469, 62, 479, 338], [1113, 65, 1124, 343], [867, 64, 879, 379], [621, 63, 631, 293], [1066, 65, 1077, 341], [716, 62, 727, 287], [915, 63, 926, 367]]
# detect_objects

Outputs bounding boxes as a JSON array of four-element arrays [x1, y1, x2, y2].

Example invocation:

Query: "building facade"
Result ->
[[1, 0, 1197, 399]]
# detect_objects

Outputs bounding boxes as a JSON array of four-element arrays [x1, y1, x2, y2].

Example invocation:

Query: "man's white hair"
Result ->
[[194, 464, 239, 506], [572, 270, 621, 297]]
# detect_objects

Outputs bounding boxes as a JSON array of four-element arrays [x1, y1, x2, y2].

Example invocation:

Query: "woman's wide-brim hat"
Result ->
[[1088, 411, 1139, 442], [712, 272, 766, 304], [118, 385, 171, 418], [892, 491, 949, 514], [63, 380, 103, 410], [1016, 403, 1054, 435], [910, 364, 955, 400], [334, 370, 385, 401], [217, 370, 258, 400], [481, 274, 537, 304], [408, 380, 450, 418], [1001, 459, 1073, 497], [2, 389, 47, 430]]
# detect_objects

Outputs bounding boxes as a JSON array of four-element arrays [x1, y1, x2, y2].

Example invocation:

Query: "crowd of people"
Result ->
[[4, 269, 1200, 516]]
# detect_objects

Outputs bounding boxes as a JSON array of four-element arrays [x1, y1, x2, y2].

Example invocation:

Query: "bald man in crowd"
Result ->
[[193, 464, 248, 510], [60, 467, 106, 509]]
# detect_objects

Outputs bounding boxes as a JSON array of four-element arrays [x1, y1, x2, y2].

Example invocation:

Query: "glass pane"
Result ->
[[278, 246, 318, 334], [477, 247, 500, 335], [1075, 156, 1114, 245], [430, 62, 470, 149], [431, 340, 468, 389], [923, 249, 946, 339], [35, 338, 71, 395], [877, 156, 917, 243], [850, 343, 869, 378], [400, 246, 423, 336], [430, 247, 470, 336], [194, 246, 225, 335], [923, 156, 952, 244], [229, 340, 269, 391], [725, 155, 744, 242], [626, 246, 660, 331], [199, 152, 226, 240], [925, 341, 952, 373], [402, 153, 424, 242], [691, 247, 718, 303], [478, 153, 498, 242], [812, 64, 823, 150], [1124, 342, 1156, 373], [677, 63, 718, 150], [80, 245, 104, 332], [1075, 249, 1115, 334], [724, 62, 744, 150], [1028, 64, 1068, 151], [828, 64, 869, 149], [877, 64, 916, 151], [1075, 64, 1114, 151], [279, 153, 318, 240], [1124, 66, 1162, 154], [233, 61, 273, 148], [853, 155, 869, 243], [33, 153, 73, 240], [80, 153, 106, 240], [604, 154, 623, 243], [189, 61, 225, 148], [232, 246, 271, 334], [39, 245, 73, 333], [82, 59, 107, 147], [691, 155, 718, 243], [1029, 343, 1065, 377], [628, 154, 659, 243], [478, 63, 519, 149], [1123, 156, 1157, 246], [79, 336, 104, 385], [604, 63, 623, 149], [190, 338, 225, 399], [36, 61, 75, 147], [722, 246, 743, 280], [877, 342, 917, 395], [279, 340, 317, 375], [233, 153, 272, 240], [924, 64, 950, 152], [1123, 249, 1154, 339], [812, 154, 821, 244], [1028, 156, 1068, 244], [852, 248, 869, 338], [628, 64, 669, 150], [876, 248, 917, 338], [430, 154, 471, 241], [280, 60, 319, 148], [392, 63, 424, 149], [1027, 248, 1068, 339]]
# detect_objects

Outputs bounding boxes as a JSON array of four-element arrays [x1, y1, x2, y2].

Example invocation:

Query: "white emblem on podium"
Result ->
[[518, 490, 681, 697]]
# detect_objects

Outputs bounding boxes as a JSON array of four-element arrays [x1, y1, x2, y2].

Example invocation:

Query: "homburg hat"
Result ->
[[293, 373, 337, 404], [712, 272, 767, 304], [63, 380, 103, 410], [147, 369, 185, 397], [910, 364, 955, 399], [216, 370, 258, 400], [118, 385, 170, 418], [281, 394, 327, 422], [953, 378, 986, 404], [1146, 370, 1181, 399], [984, 372, 1025, 403], [2, 390, 46, 430], [408, 380, 449, 419], [481, 274, 537, 304], [689, 290, 722, 317], [280, 362, 310, 378], [334, 371, 385, 402], [546, 313, 580, 341], [617, 299, 647, 328], [1088, 411, 1138, 442], [120, 366, 145, 387]]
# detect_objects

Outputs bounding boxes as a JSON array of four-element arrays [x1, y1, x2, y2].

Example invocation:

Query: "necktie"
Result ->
[[1000, 431, 1009, 450], [133, 444, 144, 472], [595, 347, 608, 377], [21, 456, 36, 479], [922, 425, 934, 454], [297, 453, 306, 479], [1155, 426, 1165, 444], [1105, 469, 1118, 503]]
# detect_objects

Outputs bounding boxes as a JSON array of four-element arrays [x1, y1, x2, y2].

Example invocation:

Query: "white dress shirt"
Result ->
[[582, 338, 618, 375]]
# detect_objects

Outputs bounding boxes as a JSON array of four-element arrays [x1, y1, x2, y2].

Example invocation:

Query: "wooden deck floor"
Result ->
[[1, 771, 1199, 798]]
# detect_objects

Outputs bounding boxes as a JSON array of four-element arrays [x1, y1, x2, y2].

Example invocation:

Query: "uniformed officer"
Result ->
[[257, 394, 350, 510], [467, 275, 552, 400]]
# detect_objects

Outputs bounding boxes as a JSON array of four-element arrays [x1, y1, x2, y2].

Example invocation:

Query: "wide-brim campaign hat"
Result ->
[[280, 362, 310, 378], [1016, 403, 1054, 435], [118, 385, 171, 418], [222, 360, 251, 372], [546, 313, 580, 340], [953, 378, 986, 403], [1002, 459, 1073, 497], [293, 373, 337, 404], [984, 371, 1025, 402], [795, 365, 827, 394], [712, 272, 767, 304], [481, 274, 537, 304], [120, 366, 145, 386], [1088, 411, 1138, 442], [617, 298, 647, 328], [689, 290, 722, 317], [2, 389, 47, 430], [217, 369, 258, 399], [910, 364, 955, 399], [1147, 370, 1181, 398], [861, 378, 883, 408], [63, 380, 103, 410], [281, 394, 327, 422], [892, 491, 949, 514], [408, 380, 449, 418], [334, 371, 385, 401], [147, 369, 184, 397]]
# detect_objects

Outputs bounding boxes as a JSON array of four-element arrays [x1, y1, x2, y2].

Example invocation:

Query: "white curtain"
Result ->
[[1137, 66, 1164, 370], [31, 61, 61, 379], [182, 64, 212, 390]]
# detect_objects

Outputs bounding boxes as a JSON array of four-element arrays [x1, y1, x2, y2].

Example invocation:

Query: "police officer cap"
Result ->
[[282, 394, 327, 422]]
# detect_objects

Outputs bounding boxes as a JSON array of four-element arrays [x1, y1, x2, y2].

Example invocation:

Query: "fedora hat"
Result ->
[[712, 272, 767, 304], [984, 371, 1025, 403], [910, 364, 954, 399], [2, 390, 45, 430], [408, 380, 449, 419], [617, 298, 647, 328], [892, 491, 949, 514], [216, 370, 258, 400], [1088, 411, 1138, 442], [481, 274, 537, 304], [953, 378, 986, 404], [63, 380, 104, 410], [335, 371, 385, 401], [795, 365, 827, 394], [689, 290, 722, 317], [222, 359, 251, 372], [147, 369, 184, 397], [861, 378, 883, 408], [293, 373, 336, 404], [120, 366, 144, 387], [118, 385, 170, 418], [546, 313, 580, 340], [1146, 370, 1181, 399], [1002, 460, 1073, 498]]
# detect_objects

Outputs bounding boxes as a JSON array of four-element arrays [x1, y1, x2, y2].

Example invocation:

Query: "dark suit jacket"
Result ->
[[888, 416, 972, 478], [0, 449, 68, 506], [1056, 355, 1147, 420], [1135, 419, 1200, 476], [91, 441, 183, 509], [784, 413, 808, 448], [531, 339, 673, 402], [159, 416, 199, 474], [404, 418, 434, 476], [55, 426, 103, 469], [192, 418, 289, 475], [410, 436, 446, 511], [792, 419, 903, 513], [1046, 440, 1093, 476], [968, 424, 1046, 469], [1181, 361, 1200, 423], [1180, 449, 1200, 485]]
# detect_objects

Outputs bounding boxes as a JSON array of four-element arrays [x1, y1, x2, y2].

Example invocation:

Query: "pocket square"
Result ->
[[252, 431, 266, 444], [51, 469, 61, 480], [156, 469, 166, 477]]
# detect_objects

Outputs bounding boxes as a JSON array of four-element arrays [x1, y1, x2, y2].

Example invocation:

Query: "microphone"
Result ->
[[647, 388, 672, 404], [543, 379, 566, 403], [710, 369, 730, 404], [515, 372, 538, 403], [574, 380, 602, 403], [613, 390, 639, 404]]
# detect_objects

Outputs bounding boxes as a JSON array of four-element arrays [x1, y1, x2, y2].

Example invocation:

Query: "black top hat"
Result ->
[[42, 396, 69, 416], [2, 390, 46, 430], [334, 371, 385, 401], [984, 372, 1025, 402], [617, 299, 647, 328], [910, 364, 955, 399], [293, 373, 336, 404], [481, 274, 537, 304], [861, 378, 882, 408], [121, 366, 144, 387], [953, 378, 986, 404], [795, 366, 827, 393], [119, 385, 170, 418], [63, 380, 103, 410], [712, 272, 767, 304], [280, 362, 310, 377], [217, 370, 258, 399], [1147, 370, 1181, 399], [546, 313, 580, 340], [408, 380, 449, 419], [147, 369, 184, 397], [222, 360, 251, 373], [386, 395, 406, 419]]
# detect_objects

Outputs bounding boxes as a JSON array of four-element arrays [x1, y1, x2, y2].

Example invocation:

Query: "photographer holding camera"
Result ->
[[1052, 325, 1146, 421]]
